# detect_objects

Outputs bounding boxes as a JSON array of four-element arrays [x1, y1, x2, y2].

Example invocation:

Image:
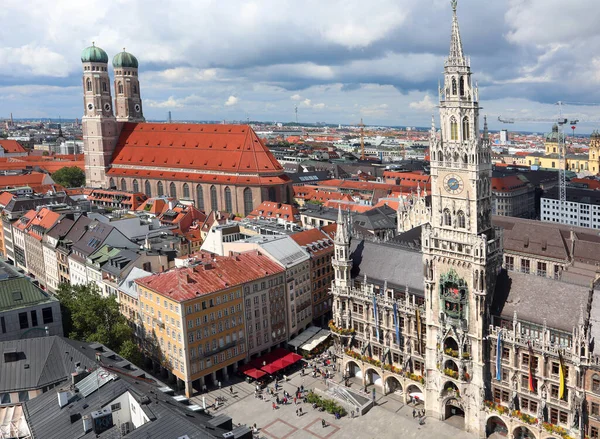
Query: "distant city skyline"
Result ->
[[2, 0, 600, 132]]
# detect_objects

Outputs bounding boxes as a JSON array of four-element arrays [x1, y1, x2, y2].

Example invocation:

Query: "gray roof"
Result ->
[[259, 236, 310, 268], [0, 276, 57, 312], [72, 221, 115, 257], [491, 270, 591, 332], [349, 239, 424, 294], [57, 215, 92, 253], [0, 336, 93, 393], [118, 267, 152, 300], [353, 206, 396, 231], [45, 216, 75, 241], [101, 248, 140, 277]]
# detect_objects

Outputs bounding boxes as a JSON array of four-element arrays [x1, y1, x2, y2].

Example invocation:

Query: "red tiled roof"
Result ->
[[0, 192, 15, 207], [321, 223, 337, 239], [323, 201, 373, 213], [136, 251, 284, 302], [0, 140, 26, 154], [247, 201, 299, 221], [24, 207, 61, 240], [110, 123, 283, 177], [571, 178, 600, 190], [13, 210, 36, 232], [491, 176, 529, 193], [0, 172, 49, 188]]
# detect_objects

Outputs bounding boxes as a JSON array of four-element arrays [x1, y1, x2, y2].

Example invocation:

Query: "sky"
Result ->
[[2, 0, 600, 132]]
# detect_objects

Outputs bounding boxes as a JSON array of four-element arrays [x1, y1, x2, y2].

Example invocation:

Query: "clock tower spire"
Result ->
[[422, 0, 502, 433]]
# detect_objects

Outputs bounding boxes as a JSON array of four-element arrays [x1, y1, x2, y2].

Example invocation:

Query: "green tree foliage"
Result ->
[[56, 282, 143, 365], [52, 166, 85, 188]]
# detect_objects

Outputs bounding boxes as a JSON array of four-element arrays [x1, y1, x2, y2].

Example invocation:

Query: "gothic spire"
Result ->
[[448, 0, 466, 65], [335, 205, 349, 244], [483, 115, 489, 141]]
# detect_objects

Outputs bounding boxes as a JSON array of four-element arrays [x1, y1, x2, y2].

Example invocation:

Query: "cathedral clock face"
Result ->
[[134, 104, 141, 113], [104, 103, 111, 112], [444, 174, 464, 195], [87, 103, 94, 111]]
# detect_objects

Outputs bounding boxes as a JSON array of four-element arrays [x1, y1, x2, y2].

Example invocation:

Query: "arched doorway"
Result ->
[[365, 368, 381, 387], [345, 361, 361, 379], [444, 337, 459, 357], [406, 384, 424, 405], [385, 376, 403, 395], [444, 398, 465, 430], [513, 426, 535, 439], [486, 416, 508, 438], [441, 381, 459, 398], [443, 359, 460, 379]]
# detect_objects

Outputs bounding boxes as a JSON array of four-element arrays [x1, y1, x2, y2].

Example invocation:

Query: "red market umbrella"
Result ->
[[243, 368, 267, 379], [261, 363, 282, 375]]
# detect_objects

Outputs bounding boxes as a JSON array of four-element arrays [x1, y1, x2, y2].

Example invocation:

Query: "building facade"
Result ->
[[541, 187, 600, 229], [491, 176, 535, 218]]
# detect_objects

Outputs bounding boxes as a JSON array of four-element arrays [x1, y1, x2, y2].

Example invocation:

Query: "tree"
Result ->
[[52, 166, 85, 188], [56, 282, 139, 363]]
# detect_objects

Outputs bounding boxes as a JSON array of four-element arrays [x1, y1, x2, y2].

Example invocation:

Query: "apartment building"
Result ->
[[291, 226, 336, 325], [42, 216, 76, 292], [135, 251, 283, 397], [22, 208, 62, 288], [541, 186, 600, 229], [491, 175, 535, 218]]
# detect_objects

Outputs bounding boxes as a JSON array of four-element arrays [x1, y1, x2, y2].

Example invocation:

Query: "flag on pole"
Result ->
[[373, 295, 380, 341], [393, 302, 401, 347], [496, 330, 502, 381], [558, 351, 566, 400], [528, 341, 536, 392]]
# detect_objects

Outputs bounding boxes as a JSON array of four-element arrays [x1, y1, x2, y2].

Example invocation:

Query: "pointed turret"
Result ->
[[448, 0, 466, 65], [483, 115, 489, 141], [335, 206, 349, 245]]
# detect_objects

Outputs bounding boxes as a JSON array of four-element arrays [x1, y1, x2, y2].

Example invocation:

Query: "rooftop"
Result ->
[[0, 276, 58, 312]]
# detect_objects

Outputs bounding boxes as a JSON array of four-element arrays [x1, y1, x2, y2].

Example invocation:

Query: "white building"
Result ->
[[541, 187, 600, 229]]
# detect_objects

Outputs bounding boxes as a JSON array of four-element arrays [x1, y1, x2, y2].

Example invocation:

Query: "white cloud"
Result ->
[[290, 94, 302, 101], [225, 95, 239, 106], [313, 103, 326, 109], [409, 95, 436, 112], [302, 99, 312, 107]]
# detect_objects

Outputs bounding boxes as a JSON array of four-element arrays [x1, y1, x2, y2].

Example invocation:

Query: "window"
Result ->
[[459, 76, 465, 96], [505, 256, 514, 271], [108, 177, 115, 188], [121, 179, 127, 191], [443, 209, 451, 226], [30, 310, 38, 327], [0, 317, 5, 334], [144, 180, 152, 197], [224, 187, 232, 212], [102, 81, 107, 92], [520, 259, 530, 274], [243, 188, 253, 216], [111, 403, 121, 411], [593, 375, 600, 392], [210, 185, 218, 211], [183, 183, 190, 199], [157, 181, 164, 197], [457, 211, 466, 228], [452, 77, 457, 95], [42, 307, 54, 324], [462, 117, 470, 140], [170, 182, 177, 198], [537, 262, 547, 277], [118, 82, 124, 94], [268, 187, 276, 202], [196, 185, 204, 211], [450, 117, 458, 141], [592, 402, 600, 416], [19, 312, 28, 329], [86, 79, 92, 92], [132, 179, 139, 193], [591, 427, 599, 439]]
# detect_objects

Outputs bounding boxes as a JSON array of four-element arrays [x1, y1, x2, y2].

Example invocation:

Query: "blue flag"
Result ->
[[496, 330, 502, 381], [373, 295, 380, 341], [393, 302, 401, 347]]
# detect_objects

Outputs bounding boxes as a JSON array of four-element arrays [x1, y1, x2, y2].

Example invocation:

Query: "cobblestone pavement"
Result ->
[[189, 361, 476, 439]]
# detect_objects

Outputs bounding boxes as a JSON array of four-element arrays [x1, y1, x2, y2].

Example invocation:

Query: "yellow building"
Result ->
[[135, 251, 284, 397], [525, 125, 599, 174]]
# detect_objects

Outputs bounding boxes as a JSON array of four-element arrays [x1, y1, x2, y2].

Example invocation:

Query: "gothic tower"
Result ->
[[81, 43, 119, 188], [332, 207, 352, 291], [422, 1, 502, 434], [112, 50, 145, 122]]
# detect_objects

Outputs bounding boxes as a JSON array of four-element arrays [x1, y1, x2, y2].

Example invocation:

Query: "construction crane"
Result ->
[[359, 118, 366, 160]]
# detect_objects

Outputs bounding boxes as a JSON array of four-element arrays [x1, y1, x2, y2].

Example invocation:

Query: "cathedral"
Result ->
[[80, 45, 292, 215], [331, 2, 595, 438]]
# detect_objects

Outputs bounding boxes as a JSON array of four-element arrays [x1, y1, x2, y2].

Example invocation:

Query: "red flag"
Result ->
[[528, 341, 535, 392]]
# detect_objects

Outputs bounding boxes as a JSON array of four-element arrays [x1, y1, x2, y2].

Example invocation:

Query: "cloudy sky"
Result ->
[[2, 0, 600, 132]]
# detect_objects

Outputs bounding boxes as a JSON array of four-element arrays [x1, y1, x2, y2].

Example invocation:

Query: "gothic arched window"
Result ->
[[118, 82, 124, 94], [133, 179, 139, 193], [210, 185, 218, 211], [133, 85, 138, 94], [450, 117, 458, 141], [144, 180, 151, 197], [169, 182, 176, 198], [102, 81, 107, 92], [183, 183, 190, 199], [86, 79, 92, 92], [120, 179, 127, 192], [462, 117, 470, 140], [268, 187, 276, 202], [224, 187, 232, 212], [196, 185, 205, 211], [243, 188, 253, 217], [459, 77, 465, 96], [452, 77, 457, 95], [443, 209, 452, 226], [457, 211, 466, 228], [108, 178, 115, 188], [157, 181, 164, 197]]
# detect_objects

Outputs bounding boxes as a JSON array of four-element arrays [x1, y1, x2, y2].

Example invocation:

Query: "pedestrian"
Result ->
[[321, 419, 326, 428], [299, 407, 303, 416], [296, 409, 299, 417], [230, 386, 233, 394], [412, 409, 416, 418], [294, 397, 297, 405], [351, 410, 355, 418], [272, 402, 276, 410], [218, 381, 221, 390]]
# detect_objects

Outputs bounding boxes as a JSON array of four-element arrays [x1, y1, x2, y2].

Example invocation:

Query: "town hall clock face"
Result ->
[[444, 174, 464, 195]]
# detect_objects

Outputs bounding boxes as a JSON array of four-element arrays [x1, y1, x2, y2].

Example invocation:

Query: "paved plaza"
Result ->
[[189, 362, 476, 439]]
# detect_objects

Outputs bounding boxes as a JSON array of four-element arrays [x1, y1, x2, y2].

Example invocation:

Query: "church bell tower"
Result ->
[[422, 0, 502, 434], [81, 43, 118, 188]]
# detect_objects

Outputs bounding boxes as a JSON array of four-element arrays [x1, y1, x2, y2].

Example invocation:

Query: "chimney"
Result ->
[[57, 391, 70, 408], [168, 200, 174, 210], [82, 415, 92, 433]]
